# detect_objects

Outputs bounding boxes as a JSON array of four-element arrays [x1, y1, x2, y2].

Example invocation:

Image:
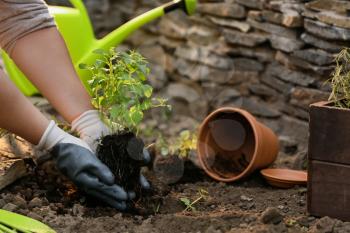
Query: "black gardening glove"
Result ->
[[127, 147, 151, 199], [51, 143, 129, 210]]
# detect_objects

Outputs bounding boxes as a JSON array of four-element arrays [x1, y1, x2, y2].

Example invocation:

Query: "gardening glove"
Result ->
[[37, 121, 129, 210], [72, 110, 152, 191], [71, 110, 111, 152]]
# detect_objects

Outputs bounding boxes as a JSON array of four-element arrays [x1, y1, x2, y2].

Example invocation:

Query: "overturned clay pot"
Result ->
[[197, 107, 279, 182]]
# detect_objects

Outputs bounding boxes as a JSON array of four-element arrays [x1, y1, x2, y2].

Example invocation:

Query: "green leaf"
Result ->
[[79, 63, 88, 69], [180, 130, 190, 140], [95, 59, 105, 67], [160, 147, 169, 157], [129, 107, 143, 125], [143, 84, 153, 98], [180, 198, 191, 206]]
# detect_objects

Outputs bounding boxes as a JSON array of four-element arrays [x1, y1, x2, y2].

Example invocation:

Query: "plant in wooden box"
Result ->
[[80, 48, 170, 197], [308, 48, 350, 221]]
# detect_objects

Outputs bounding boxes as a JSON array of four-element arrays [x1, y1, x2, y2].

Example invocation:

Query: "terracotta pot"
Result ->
[[197, 107, 279, 182]]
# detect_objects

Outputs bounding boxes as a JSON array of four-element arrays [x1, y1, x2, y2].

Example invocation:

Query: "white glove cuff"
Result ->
[[36, 120, 91, 152]]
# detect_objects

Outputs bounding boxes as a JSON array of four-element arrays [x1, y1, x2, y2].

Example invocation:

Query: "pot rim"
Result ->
[[197, 107, 260, 182], [311, 100, 350, 111]]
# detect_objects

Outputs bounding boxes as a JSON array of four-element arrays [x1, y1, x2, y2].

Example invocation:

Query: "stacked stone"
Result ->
[[48, 0, 350, 156]]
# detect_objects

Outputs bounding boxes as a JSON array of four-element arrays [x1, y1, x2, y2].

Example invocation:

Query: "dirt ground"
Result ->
[[0, 99, 348, 233], [1, 158, 349, 233]]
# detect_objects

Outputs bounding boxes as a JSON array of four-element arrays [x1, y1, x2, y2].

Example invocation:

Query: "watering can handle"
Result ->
[[69, 0, 89, 15]]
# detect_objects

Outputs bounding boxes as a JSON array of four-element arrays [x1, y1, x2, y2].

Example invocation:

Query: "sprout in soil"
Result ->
[[157, 130, 197, 159], [328, 47, 350, 108], [180, 188, 209, 212], [153, 130, 198, 184], [80, 48, 170, 193]]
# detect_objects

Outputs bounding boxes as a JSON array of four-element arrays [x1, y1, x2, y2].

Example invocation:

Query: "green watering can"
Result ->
[[0, 209, 56, 233], [1, 0, 197, 96]]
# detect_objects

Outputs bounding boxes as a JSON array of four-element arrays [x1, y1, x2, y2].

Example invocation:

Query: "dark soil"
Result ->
[[2, 157, 350, 233], [96, 132, 144, 192]]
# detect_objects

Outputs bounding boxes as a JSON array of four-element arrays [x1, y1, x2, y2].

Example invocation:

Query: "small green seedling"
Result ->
[[328, 48, 350, 108], [180, 188, 209, 212], [157, 130, 197, 158], [80, 48, 170, 134]]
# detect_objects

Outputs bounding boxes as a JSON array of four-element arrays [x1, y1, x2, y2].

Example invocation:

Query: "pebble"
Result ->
[[0, 199, 6, 208], [72, 204, 85, 216], [12, 195, 27, 209], [240, 195, 253, 202], [28, 197, 43, 209], [27, 211, 44, 221], [260, 207, 284, 224], [2, 203, 18, 212]]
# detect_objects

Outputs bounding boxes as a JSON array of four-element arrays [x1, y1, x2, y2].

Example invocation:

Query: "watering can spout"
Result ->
[[75, 0, 197, 88]]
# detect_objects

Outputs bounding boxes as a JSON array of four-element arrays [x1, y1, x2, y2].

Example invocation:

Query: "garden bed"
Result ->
[[0, 157, 347, 233]]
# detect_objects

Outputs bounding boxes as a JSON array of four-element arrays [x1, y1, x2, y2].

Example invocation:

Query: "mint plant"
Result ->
[[80, 48, 170, 134]]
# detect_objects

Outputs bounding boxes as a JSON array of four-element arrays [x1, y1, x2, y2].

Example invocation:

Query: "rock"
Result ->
[[290, 87, 329, 110], [300, 33, 345, 53], [213, 88, 242, 108], [260, 10, 303, 28], [0, 199, 5, 208], [261, 71, 293, 94], [311, 216, 337, 233], [305, 0, 350, 15], [277, 102, 310, 120], [260, 207, 283, 224], [2, 203, 18, 212], [72, 204, 85, 217], [279, 135, 298, 155], [12, 195, 27, 209], [127, 30, 158, 47], [174, 58, 232, 83], [304, 19, 350, 41], [187, 25, 219, 45], [223, 29, 268, 47], [267, 1, 305, 14], [240, 195, 253, 202], [166, 83, 208, 121], [232, 58, 264, 72], [175, 46, 233, 70], [148, 64, 168, 91], [292, 150, 307, 170], [28, 197, 43, 209], [249, 83, 278, 98], [247, 18, 298, 39], [241, 98, 281, 118], [229, 70, 260, 85], [280, 116, 308, 144], [235, 0, 264, 10], [198, 3, 246, 18], [292, 49, 335, 66], [204, 226, 222, 233], [208, 17, 251, 32], [158, 13, 189, 39], [227, 46, 275, 63], [275, 51, 333, 76], [303, 10, 350, 29], [27, 211, 43, 221], [269, 34, 304, 53], [265, 63, 316, 87]]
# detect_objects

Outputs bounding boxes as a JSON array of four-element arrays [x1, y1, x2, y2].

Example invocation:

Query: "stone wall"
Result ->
[[49, 0, 350, 159]]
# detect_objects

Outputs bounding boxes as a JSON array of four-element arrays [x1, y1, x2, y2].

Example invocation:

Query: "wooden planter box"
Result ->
[[308, 101, 350, 221]]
